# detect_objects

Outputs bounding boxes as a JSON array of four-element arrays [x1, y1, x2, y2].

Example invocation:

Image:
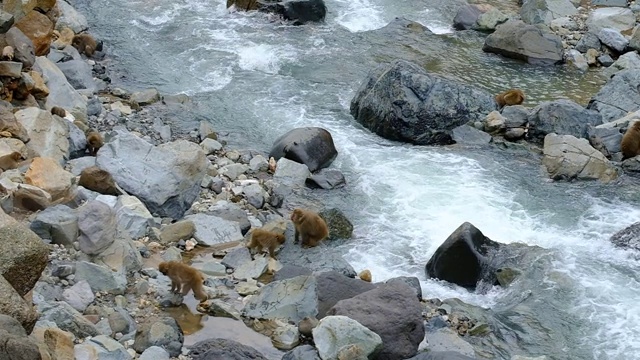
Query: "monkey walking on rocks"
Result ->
[[72, 33, 97, 57], [495, 89, 525, 108], [621, 121, 640, 160], [85, 129, 104, 156], [158, 261, 208, 302], [291, 208, 329, 248], [247, 228, 286, 259], [0, 151, 25, 171]]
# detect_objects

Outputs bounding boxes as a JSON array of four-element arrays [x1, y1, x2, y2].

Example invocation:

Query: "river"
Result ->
[[71, 0, 640, 358]]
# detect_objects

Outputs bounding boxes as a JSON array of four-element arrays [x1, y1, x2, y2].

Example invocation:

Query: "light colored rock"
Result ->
[[219, 163, 249, 181], [520, 0, 577, 25], [273, 157, 310, 186], [25, 157, 74, 200], [115, 195, 153, 239], [249, 154, 269, 171], [199, 138, 222, 155], [29, 204, 78, 246], [184, 213, 244, 246], [603, 51, 640, 78], [139, 346, 170, 360], [74, 261, 127, 295], [272, 322, 300, 350], [586, 7, 635, 33], [475, 8, 508, 30], [77, 200, 117, 255], [130, 88, 160, 106], [542, 133, 617, 182], [243, 183, 265, 208], [484, 111, 506, 133], [233, 256, 269, 280], [14, 10, 54, 56], [597, 28, 628, 52], [74, 335, 132, 360], [61, 280, 95, 313], [243, 275, 318, 323], [422, 327, 476, 357], [15, 107, 70, 164], [0, 61, 22, 77], [313, 315, 383, 360], [110, 101, 132, 115], [566, 49, 588, 72], [34, 56, 87, 115], [55, 0, 88, 33]]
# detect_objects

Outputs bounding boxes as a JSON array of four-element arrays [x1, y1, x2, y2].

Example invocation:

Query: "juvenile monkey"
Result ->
[[72, 33, 97, 57], [291, 208, 329, 248], [247, 228, 286, 259], [1, 46, 14, 61], [78, 166, 120, 195], [621, 121, 640, 160], [85, 129, 104, 156], [50, 106, 66, 118], [0, 151, 24, 170], [158, 261, 208, 302], [495, 89, 525, 108]]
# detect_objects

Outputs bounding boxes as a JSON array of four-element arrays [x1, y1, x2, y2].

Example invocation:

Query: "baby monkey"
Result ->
[[158, 261, 208, 302], [247, 228, 286, 259]]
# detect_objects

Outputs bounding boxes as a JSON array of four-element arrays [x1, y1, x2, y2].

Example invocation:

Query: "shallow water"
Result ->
[[74, 0, 640, 358]]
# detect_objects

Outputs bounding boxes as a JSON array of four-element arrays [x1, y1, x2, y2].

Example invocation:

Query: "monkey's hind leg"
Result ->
[[180, 282, 193, 297], [294, 229, 300, 244]]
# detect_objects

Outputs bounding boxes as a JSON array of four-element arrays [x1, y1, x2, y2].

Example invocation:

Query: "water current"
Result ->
[[71, 0, 640, 358]]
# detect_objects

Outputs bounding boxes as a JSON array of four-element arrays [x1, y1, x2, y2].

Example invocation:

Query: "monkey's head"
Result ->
[[275, 233, 286, 245], [10, 152, 23, 161], [632, 121, 640, 131], [87, 131, 104, 147], [291, 208, 303, 223], [158, 262, 169, 275]]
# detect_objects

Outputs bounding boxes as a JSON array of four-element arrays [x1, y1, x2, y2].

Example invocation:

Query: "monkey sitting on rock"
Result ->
[[291, 208, 329, 248], [621, 121, 640, 160]]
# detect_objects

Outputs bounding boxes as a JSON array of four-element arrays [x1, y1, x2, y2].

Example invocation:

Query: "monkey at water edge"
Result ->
[[621, 121, 640, 160], [72, 33, 97, 57], [495, 89, 525, 108], [0, 151, 24, 171], [158, 261, 208, 302], [247, 228, 286, 259], [291, 208, 329, 248], [86, 129, 104, 156]]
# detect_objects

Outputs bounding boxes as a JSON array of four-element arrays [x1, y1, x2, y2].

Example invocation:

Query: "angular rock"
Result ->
[[273, 157, 310, 186], [78, 166, 119, 196], [55, 59, 96, 92], [243, 183, 265, 209], [96, 131, 208, 219], [133, 317, 183, 357], [0, 61, 22, 77], [318, 208, 353, 240], [30, 204, 78, 246], [74, 261, 127, 294], [206, 201, 251, 234], [55, 0, 88, 33], [610, 222, 640, 252], [243, 275, 318, 322], [426, 222, 500, 289], [269, 127, 337, 172], [575, 31, 601, 53], [566, 49, 588, 72], [586, 7, 635, 33], [233, 256, 269, 280], [0, 10, 14, 33], [520, 0, 576, 25], [15, 107, 70, 163], [453, 4, 484, 30], [542, 133, 618, 182], [603, 51, 640, 78], [386, 276, 423, 300], [313, 315, 383, 360], [588, 70, 640, 123], [0, 276, 38, 333], [5, 27, 34, 68], [39, 301, 99, 338], [473, 8, 509, 32], [588, 125, 622, 155], [316, 271, 376, 318], [25, 157, 74, 200], [0, 107, 29, 143], [257, 0, 327, 24], [630, 25, 640, 52], [61, 280, 94, 313], [184, 213, 244, 246], [77, 200, 117, 255], [34, 56, 87, 114], [130, 88, 160, 106], [115, 195, 153, 239], [139, 346, 171, 360], [327, 281, 425, 360], [278, 243, 356, 278], [527, 100, 602, 143], [452, 124, 492, 145], [74, 335, 132, 360], [351, 59, 496, 145], [67, 120, 88, 159], [14, 10, 54, 56], [282, 345, 321, 360], [12, 183, 51, 211], [483, 20, 563, 65], [421, 328, 476, 358], [597, 28, 628, 52], [93, 236, 143, 274], [189, 338, 267, 360], [159, 220, 195, 244], [305, 168, 346, 189], [221, 246, 252, 269], [0, 209, 48, 296]]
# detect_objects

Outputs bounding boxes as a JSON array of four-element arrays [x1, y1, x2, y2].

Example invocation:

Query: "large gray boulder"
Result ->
[[5, 27, 35, 69], [483, 20, 563, 65], [527, 100, 603, 143], [15, 107, 70, 164], [95, 130, 208, 219], [77, 200, 116, 255], [257, 0, 327, 24], [610, 222, 640, 252], [316, 271, 376, 318], [350, 60, 496, 145], [30, 204, 78, 246], [452, 4, 484, 30], [133, 317, 183, 357], [34, 56, 87, 114], [587, 69, 640, 123], [277, 241, 356, 277], [542, 133, 618, 182], [55, 60, 96, 93], [184, 213, 244, 246], [243, 275, 318, 323], [55, 0, 89, 33], [586, 7, 635, 33], [327, 281, 425, 360], [520, 0, 576, 25], [312, 315, 383, 360], [269, 127, 337, 173]]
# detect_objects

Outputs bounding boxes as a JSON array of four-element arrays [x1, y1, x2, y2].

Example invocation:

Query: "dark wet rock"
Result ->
[[0, 317, 42, 360], [133, 317, 183, 357], [67, 120, 88, 159], [257, 0, 327, 25], [273, 264, 313, 281], [269, 127, 337, 173], [425, 222, 500, 289], [452, 124, 492, 145], [610, 222, 640, 252], [527, 100, 603, 143], [316, 271, 376, 318], [318, 208, 353, 240], [189, 338, 268, 360], [575, 31, 602, 53], [305, 168, 346, 189], [351, 59, 496, 145], [588, 69, 640, 123], [598, 54, 614, 67], [385, 276, 422, 300], [483, 20, 563, 65], [327, 281, 424, 359], [453, 4, 484, 30]]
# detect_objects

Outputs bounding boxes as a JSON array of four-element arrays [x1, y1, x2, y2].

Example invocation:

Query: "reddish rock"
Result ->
[[15, 10, 54, 56]]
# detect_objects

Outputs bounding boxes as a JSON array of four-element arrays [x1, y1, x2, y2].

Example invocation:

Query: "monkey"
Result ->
[[71, 33, 97, 57], [246, 228, 286, 259], [358, 269, 372, 282], [298, 316, 319, 337], [158, 261, 208, 302], [50, 106, 66, 118], [78, 166, 120, 195], [268, 157, 277, 173], [621, 121, 640, 160], [0, 151, 24, 171], [1, 46, 14, 61], [495, 89, 525, 108], [291, 208, 329, 248], [85, 129, 104, 156]]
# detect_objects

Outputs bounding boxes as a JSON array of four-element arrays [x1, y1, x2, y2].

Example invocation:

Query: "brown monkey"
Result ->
[[1, 46, 14, 61], [0, 151, 24, 170], [86, 129, 104, 156], [291, 208, 329, 248], [247, 228, 286, 259], [621, 121, 640, 160], [50, 106, 66, 118], [495, 89, 525, 108], [72, 33, 97, 57], [78, 166, 120, 195], [158, 261, 208, 302]]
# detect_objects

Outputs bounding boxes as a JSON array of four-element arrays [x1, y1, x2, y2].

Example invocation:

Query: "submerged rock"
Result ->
[[350, 59, 496, 145], [588, 69, 640, 123], [609, 222, 640, 252], [483, 20, 563, 65], [527, 100, 603, 143], [257, 0, 327, 25]]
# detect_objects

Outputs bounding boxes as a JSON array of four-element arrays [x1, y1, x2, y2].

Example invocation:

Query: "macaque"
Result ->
[[86, 129, 104, 156], [621, 121, 640, 160], [495, 89, 525, 108], [1, 46, 14, 61], [50, 106, 66, 117], [78, 166, 120, 195], [72, 33, 97, 57], [0, 151, 24, 170], [247, 228, 286, 259], [291, 208, 329, 248], [158, 261, 208, 302]]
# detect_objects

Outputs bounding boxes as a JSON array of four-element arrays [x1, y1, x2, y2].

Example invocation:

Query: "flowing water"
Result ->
[[72, 0, 640, 358]]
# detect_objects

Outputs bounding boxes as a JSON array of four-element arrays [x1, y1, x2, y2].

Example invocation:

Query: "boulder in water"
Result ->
[[527, 99, 603, 143], [482, 20, 563, 65], [257, 0, 327, 25], [350, 59, 496, 145], [452, 4, 485, 31], [610, 222, 640, 252], [425, 222, 500, 289], [269, 127, 337, 173], [542, 133, 618, 182], [587, 69, 640, 123]]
